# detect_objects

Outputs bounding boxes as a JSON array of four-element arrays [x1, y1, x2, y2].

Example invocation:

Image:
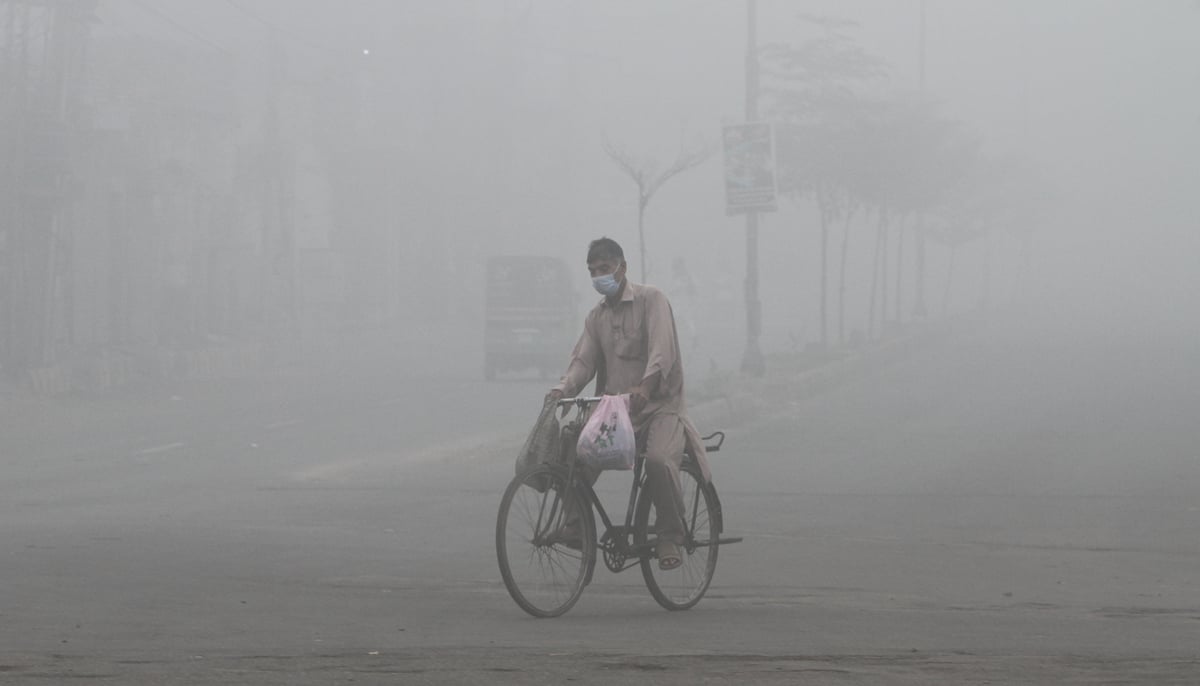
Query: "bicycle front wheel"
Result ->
[[496, 464, 596, 618], [635, 461, 720, 611]]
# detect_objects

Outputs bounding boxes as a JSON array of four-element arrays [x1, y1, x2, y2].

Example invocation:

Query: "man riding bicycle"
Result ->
[[547, 237, 712, 571]]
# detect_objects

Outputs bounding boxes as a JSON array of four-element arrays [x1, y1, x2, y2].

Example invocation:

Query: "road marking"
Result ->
[[285, 430, 524, 483], [292, 458, 369, 482], [264, 419, 300, 430], [134, 442, 185, 456]]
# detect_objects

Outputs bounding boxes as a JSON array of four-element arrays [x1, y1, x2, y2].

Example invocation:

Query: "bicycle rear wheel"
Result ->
[[634, 461, 720, 611], [496, 464, 595, 618]]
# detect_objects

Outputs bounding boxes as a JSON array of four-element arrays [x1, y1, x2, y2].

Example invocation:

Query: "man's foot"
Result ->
[[545, 523, 583, 551], [657, 540, 682, 570]]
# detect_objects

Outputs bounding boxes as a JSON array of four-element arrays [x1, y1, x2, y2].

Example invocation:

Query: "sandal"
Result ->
[[547, 523, 583, 551], [657, 541, 682, 570]]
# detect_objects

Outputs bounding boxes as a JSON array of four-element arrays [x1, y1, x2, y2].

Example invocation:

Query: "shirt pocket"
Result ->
[[613, 323, 646, 361]]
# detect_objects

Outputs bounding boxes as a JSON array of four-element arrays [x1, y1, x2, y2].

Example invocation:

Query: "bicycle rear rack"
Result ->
[[701, 430, 725, 452]]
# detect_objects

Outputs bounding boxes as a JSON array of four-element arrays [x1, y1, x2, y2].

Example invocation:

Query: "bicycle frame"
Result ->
[[554, 395, 729, 573], [497, 396, 737, 616], [555, 397, 652, 566], [573, 451, 652, 566]]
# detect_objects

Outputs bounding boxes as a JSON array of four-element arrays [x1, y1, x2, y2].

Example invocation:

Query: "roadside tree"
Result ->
[[602, 135, 712, 283], [762, 14, 885, 348]]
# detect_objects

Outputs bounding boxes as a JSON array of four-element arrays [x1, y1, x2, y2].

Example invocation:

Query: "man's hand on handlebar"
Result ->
[[545, 389, 571, 417], [629, 374, 658, 416], [628, 385, 649, 415]]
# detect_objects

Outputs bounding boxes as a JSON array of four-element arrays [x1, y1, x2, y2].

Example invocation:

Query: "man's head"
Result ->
[[586, 237, 626, 297]]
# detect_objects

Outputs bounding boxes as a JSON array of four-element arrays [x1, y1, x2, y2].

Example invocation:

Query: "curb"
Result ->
[[688, 321, 956, 434], [12, 344, 265, 398]]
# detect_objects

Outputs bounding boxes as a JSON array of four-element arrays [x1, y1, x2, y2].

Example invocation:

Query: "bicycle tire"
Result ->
[[496, 463, 596, 618], [634, 460, 721, 611]]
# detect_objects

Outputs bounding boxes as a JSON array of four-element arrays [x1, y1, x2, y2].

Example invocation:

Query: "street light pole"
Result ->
[[913, 0, 929, 319], [740, 0, 765, 376]]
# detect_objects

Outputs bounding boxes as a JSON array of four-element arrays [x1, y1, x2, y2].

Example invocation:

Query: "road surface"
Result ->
[[2, 314, 1197, 684]]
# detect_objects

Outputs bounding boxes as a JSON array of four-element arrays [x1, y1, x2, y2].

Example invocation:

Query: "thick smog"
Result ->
[[0, 2, 1197, 684]]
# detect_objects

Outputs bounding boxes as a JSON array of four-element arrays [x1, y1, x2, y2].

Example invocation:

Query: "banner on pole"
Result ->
[[722, 122, 777, 215]]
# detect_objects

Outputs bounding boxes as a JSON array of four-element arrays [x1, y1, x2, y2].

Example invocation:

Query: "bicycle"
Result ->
[[496, 396, 742, 617]]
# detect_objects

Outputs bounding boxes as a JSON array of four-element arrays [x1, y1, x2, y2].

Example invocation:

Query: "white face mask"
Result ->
[[592, 272, 621, 296]]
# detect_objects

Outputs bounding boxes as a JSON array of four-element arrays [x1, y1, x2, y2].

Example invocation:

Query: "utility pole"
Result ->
[[912, 0, 929, 319], [259, 33, 296, 359], [740, 0, 765, 376], [0, 0, 94, 375], [0, 0, 31, 374]]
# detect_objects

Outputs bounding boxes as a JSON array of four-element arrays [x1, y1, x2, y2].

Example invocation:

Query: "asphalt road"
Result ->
[[2, 316, 1198, 684]]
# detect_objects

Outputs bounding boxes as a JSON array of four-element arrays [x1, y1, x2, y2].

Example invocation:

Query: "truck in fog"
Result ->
[[483, 256, 577, 381]]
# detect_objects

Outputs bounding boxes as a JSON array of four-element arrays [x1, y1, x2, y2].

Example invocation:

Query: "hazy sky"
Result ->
[[92, 1, 1200, 339]]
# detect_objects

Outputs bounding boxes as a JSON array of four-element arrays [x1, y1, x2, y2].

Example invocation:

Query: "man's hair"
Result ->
[[587, 237, 624, 264]]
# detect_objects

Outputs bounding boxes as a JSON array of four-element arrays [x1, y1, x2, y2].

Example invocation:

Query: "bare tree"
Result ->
[[602, 134, 712, 282]]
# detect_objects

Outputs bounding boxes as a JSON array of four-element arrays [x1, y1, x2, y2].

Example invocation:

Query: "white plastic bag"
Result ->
[[575, 394, 636, 471]]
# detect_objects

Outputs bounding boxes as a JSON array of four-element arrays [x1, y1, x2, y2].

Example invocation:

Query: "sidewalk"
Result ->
[[0, 318, 482, 444], [688, 317, 969, 432]]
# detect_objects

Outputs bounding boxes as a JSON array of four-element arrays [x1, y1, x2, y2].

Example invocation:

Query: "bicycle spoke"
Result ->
[[497, 466, 592, 617], [637, 464, 719, 611]]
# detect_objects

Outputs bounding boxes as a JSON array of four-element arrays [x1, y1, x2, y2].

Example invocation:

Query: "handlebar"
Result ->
[[554, 396, 604, 409]]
